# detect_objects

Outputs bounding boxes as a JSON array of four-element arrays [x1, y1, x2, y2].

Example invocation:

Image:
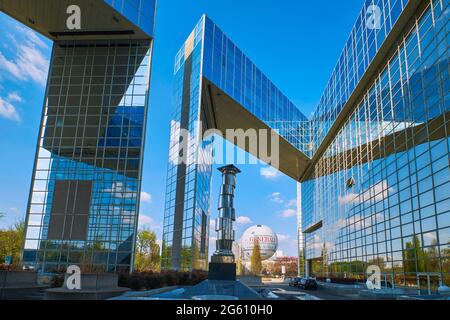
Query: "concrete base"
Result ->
[[108, 286, 187, 300], [45, 288, 129, 300], [208, 263, 236, 281], [0, 271, 49, 300], [359, 288, 419, 300], [181, 280, 262, 300], [397, 295, 449, 300], [238, 276, 263, 286], [318, 281, 366, 295], [44, 273, 129, 300], [1, 286, 49, 300]]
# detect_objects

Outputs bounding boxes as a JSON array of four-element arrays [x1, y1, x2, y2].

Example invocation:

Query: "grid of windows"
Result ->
[[23, 40, 152, 273], [311, 0, 412, 154], [104, 0, 156, 36], [163, 0, 448, 288], [201, 16, 311, 155], [303, 0, 449, 291], [162, 19, 211, 271], [265, 121, 313, 157], [163, 16, 312, 270]]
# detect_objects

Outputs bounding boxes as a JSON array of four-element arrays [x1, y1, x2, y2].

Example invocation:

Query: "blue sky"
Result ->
[[0, 0, 364, 256]]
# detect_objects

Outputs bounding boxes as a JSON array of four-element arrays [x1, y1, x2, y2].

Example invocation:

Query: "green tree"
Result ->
[[321, 242, 329, 277], [443, 242, 450, 285], [180, 246, 192, 271], [368, 257, 386, 272], [160, 241, 172, 269], [236, 256, 243, 276], [250, 238, 262, 275], [423, 239, 440, 272], [298, 248, 306, 277], [403, 236, 425, 273], [135, 228, 160, 272], [0, 220, 24, 267]]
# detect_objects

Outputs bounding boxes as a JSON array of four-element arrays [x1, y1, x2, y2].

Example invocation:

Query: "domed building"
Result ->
[[240, 225, 278, 261]]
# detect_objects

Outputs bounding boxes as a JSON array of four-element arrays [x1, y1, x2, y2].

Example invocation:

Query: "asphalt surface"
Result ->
[[256, 283, 359, 300]]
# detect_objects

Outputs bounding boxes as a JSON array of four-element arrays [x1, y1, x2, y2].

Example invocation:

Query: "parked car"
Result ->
[[289, 277, 303, 287], [298, 278, 318, 290]]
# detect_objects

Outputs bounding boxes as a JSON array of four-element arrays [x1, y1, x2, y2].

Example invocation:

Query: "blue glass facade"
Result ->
[[162, 16, 311, 270], [20, 1, 157, 273], [163, 0, 449, 293], [104, 0, 157, 36], [303, 0, 449, 291], [310, 0, 414, 154], [162, 20, 211, 270]]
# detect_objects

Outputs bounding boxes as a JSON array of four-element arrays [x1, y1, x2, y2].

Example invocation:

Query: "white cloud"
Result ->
[[277, 234, 290, 242], [269, 192, 284, 204], [285, 198, 297, 208], [140, 191, 152, 203], [338, 180, 394, 206], [0, 52, 22, 79], [208, 236, 217, 257], [236, 216, 252, 225], [260, 167, 282, 180], [9, 207, 19, 214], [209, 219, 216, 235], [280, 208, 296, 218], [138, 214, 160, 230], [0, 28, 49, 86], [17, 26, 49, 49], [138, 214, 152, 225], [102, 182, 135, 199], [276, 233, 298, 256], [7, 92, 22, 103], [328, 212, 387, 235], [338, 193, 357, 206], [0, 97, 20, 121]]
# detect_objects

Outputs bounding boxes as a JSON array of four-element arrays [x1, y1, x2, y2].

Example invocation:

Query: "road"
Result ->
[[256, 283, 359, 300]]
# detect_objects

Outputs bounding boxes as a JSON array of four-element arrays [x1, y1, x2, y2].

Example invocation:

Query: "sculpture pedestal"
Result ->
[[208, 263, 236, 281]]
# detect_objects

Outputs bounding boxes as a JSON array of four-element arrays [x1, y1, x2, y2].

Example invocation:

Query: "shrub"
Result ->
[[315, 276, 361, 285], [161, 271, 177, 287], [50, 274, 65, 288], [118, 270, 208, 291], [143, 273, 162, 289]]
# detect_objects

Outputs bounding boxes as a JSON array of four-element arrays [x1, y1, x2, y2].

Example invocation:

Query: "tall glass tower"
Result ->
[[161, 15, 311, 271], [301, 0, 450, 293], [0, 0, 157, 273], [163, 0, 449, 294]]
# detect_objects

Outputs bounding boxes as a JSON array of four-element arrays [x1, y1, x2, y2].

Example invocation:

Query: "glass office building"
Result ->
[[302, 0, 449, 292], [0, 0, 158, 273], [163, 0, 449, 293], [104, 0, 157, 36], [162, 16, 310, 271]]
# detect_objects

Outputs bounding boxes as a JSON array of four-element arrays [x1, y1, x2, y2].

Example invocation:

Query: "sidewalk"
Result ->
[[317, 281, 366, 295]]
